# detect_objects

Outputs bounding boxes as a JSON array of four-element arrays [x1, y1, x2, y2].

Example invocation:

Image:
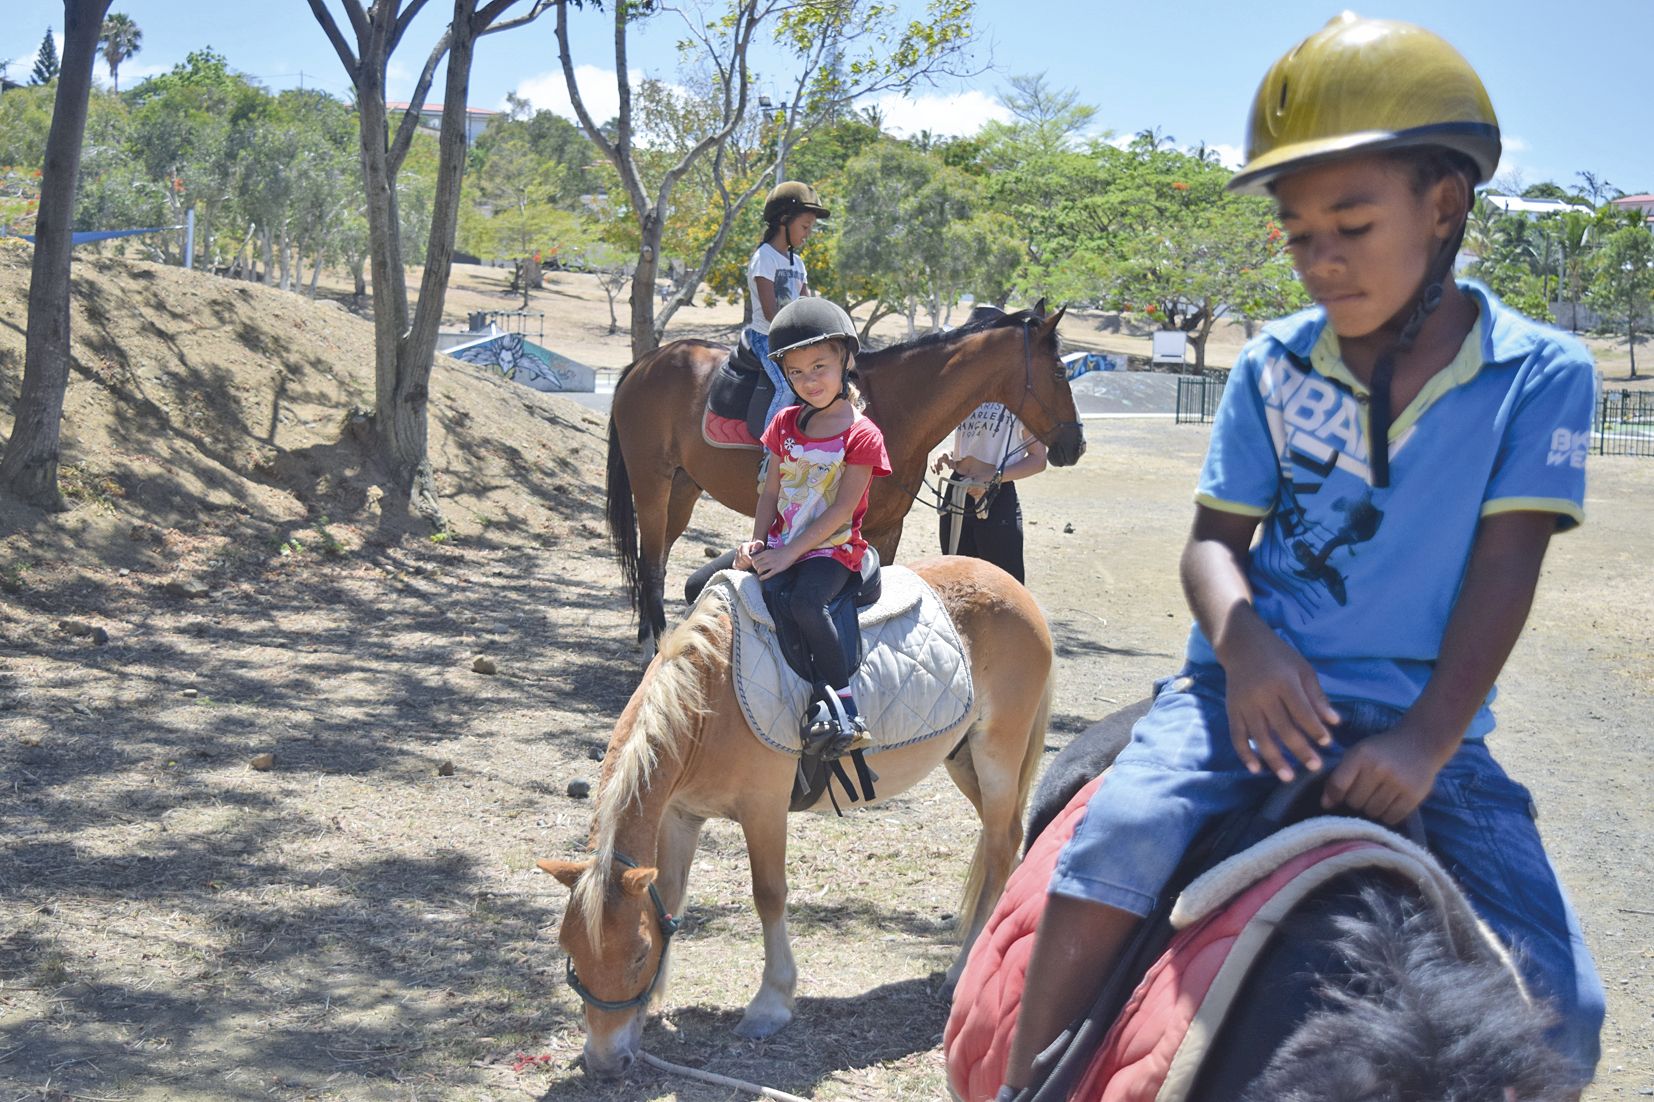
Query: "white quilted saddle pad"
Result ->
[[697, 566, 974, 756]]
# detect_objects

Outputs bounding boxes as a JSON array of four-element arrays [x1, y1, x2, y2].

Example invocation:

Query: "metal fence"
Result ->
[[1596, 389, 1654, 458], [1174, 372, 1229, 424]]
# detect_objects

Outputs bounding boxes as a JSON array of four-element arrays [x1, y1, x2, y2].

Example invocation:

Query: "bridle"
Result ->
[[1010, 319, 1083, 455], [565, 851, 681, 1013]]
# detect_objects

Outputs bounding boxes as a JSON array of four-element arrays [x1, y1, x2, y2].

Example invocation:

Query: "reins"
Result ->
[[565, 851, 681, 1013]]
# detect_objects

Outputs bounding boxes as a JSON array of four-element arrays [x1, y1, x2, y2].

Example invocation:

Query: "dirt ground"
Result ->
[[1, 254, 1650, 1100]]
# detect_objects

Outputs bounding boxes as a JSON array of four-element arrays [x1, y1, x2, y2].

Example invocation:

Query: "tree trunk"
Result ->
[[0, 0, 113, 508], [278, 228, 292, 291], [308, 248, 324, 296], [260, 226, 276, 285], [632, 210, 663, 356], [1631, 315, 1639, 379]]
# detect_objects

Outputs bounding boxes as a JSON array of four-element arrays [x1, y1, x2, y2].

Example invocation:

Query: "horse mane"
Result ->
[[574, 589, 732, 949], [1238, 884, 1577, 1102], [858, 306, 1058, 364]]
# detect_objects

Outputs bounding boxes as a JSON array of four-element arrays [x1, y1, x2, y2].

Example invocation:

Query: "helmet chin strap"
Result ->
[[1365, 190, 1470, 488]]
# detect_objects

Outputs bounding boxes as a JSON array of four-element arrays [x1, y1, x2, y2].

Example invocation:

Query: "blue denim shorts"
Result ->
[[1049, 664, 1605, 1082], [745, 328, 792, 428]]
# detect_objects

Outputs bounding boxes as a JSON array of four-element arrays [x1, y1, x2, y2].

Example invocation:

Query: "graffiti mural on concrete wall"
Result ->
[[448, 332, 593, 392]]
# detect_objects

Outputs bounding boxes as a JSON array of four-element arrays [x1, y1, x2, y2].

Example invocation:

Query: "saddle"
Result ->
[[704, 334, 780, 449], [692, 562, 975, 815], [943, 776, 1517, 1102]]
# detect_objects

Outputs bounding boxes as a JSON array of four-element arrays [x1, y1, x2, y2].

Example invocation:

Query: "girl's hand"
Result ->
[[750, 543, 801, 580], [1321, 722, 1448, 824], [733, 540, 765, 570], [1221, 623, 1339, 782]]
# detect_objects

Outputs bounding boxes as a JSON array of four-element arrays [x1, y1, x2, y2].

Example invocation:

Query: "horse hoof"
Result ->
[[734, 1010, 790, 1039]]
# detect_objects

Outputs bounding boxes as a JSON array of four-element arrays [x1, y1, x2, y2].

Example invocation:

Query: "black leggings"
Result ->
[[938, 481, 1025, 583], [684, 550, 855, 688], [768, 555, 855, 689]]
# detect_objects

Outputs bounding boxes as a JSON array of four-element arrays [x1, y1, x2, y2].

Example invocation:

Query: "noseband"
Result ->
[[565, 851, 681, 1013]]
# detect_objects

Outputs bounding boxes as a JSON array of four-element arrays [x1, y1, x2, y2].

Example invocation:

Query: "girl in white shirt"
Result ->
[[932, 402, 1048, 583], [747, 181, 830, 428]]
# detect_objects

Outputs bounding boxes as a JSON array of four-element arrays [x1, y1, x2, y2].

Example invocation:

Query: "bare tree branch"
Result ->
[[388, 0, 435, 55], [307, 0, 362, 75], [388, 26, 454, 174]]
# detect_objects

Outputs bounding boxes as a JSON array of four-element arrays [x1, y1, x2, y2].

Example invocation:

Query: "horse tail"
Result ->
[[605, 404, 642, 621], [956, 672, 1052, 943]]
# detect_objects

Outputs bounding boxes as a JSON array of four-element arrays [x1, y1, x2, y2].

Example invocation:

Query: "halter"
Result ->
[[565, 851, 681, 1014]]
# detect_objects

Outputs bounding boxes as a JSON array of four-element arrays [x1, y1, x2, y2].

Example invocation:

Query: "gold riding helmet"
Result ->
[[1228, 11, 1500, 195]]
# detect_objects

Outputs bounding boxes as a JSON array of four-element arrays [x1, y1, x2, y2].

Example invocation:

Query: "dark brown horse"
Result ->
[[605, 304, 1086, 647]]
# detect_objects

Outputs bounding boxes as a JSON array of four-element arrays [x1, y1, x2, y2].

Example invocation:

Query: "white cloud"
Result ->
[[1208, 142, 1245, 170], [868, 89, 1011, 139], [1503, 135, 1530, 154], [513, 65, 639, 126]]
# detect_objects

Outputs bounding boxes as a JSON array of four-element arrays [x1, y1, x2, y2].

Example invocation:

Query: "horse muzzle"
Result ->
[[582, 1010, 644, 1078], [1048, 423, 1087, 467]]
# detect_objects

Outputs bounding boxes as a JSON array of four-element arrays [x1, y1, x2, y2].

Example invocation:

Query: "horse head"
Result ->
[[538, 856, 671, 1078], [992, 304, 1087, 468]]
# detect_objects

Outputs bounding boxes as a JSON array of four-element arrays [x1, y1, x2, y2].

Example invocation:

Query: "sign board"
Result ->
[[1151, 330, 1189, 366]]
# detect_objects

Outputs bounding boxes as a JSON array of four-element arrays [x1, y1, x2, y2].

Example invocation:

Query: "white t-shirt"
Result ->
[[746, 243, 808, 335], [951, 403, 1033, 467]]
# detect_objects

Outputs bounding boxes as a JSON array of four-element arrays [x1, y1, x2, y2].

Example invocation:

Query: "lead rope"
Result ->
[[640, 1051, 810, 1102]]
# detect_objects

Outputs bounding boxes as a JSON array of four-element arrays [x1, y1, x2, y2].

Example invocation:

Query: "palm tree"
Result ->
[[98, 12, 140, 92], [1133, 126, 1175, 152]]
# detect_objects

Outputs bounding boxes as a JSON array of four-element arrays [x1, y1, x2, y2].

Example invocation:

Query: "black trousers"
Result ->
[[938, 481, 1025, 584], [767, 555, 855, 689]]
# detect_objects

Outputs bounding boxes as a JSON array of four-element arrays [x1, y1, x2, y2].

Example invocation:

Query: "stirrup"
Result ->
[[822, 695, 870, 758]]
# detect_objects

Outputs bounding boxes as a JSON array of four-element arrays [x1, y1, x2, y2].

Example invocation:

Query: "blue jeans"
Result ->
[[1050, 664, 1605, 1083], [747, 328, 792, 429]]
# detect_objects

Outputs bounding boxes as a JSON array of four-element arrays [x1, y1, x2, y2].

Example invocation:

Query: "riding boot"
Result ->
[[825, 687, 871, 757]]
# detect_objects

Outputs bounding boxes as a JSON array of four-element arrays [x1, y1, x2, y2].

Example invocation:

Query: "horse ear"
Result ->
[[537, 858, 591, 889], [1039, 306, 1067, 332], [620, 866, 660, 896], [1031, 297, 1048, 318]]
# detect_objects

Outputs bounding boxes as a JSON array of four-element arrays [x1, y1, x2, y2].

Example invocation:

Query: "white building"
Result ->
[[1483, 194, 1592, 220]]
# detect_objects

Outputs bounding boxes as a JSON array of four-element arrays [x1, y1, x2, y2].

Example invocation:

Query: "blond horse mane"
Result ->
[[573, 589, 731, 949]]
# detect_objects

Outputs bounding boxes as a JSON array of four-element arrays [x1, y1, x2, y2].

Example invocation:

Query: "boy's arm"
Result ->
[[1323, 509, 1556, 823], [1183, 505, 1339, 781]]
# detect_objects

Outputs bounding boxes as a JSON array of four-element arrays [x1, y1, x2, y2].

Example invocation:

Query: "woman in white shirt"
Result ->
[[747, 181, 829, 428], [932, 402, 1048, 584]]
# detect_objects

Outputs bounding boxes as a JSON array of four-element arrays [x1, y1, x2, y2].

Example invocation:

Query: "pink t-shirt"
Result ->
[[760, 406, 892, 571]]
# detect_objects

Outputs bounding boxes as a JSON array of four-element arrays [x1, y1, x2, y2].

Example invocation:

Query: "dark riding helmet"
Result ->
[[767, 298, 859, 360], [762, 181, 831, 225]]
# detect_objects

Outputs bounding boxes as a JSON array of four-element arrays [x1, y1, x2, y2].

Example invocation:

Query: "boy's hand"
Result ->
[[1322, 722, 1451, 825], [1222, 625, 1339, 782]]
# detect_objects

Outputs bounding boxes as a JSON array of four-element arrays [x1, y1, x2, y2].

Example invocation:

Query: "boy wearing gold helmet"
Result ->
[[1000, 13, 1603, 1097]]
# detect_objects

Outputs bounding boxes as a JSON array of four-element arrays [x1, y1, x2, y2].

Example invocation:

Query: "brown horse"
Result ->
[[606, 304, 1086, 648], [537, 556, 1053, 1078]]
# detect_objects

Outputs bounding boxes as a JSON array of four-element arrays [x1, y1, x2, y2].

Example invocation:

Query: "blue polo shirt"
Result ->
[[1188, 282, 1595, 737]]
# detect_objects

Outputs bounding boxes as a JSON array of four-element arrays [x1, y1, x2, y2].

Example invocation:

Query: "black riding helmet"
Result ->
[[767, 298, 859, 430]]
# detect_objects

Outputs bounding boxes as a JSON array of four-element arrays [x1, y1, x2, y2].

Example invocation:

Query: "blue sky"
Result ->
[[6, 1, 1651, 194]]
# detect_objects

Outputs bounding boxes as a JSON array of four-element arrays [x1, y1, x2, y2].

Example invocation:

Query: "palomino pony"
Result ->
[[606, 303, 1086, 648], [538, 556, 1053, 1078]]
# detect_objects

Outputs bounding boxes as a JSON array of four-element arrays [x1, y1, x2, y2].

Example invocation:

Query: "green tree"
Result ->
[[1587, 222, 1654, 378], [31, 29, 60, 85], [98, 11, 141, 92], [1, 0, 115, 508], [552, 0, 978, 358], [1098, 148, 1301, 370], [976, 72, 1097, 169]]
